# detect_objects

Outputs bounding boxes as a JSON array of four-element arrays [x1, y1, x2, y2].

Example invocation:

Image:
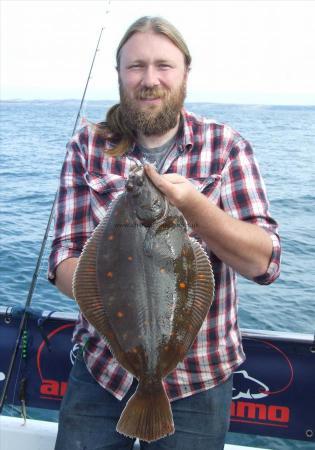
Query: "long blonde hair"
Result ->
[[94, 16, 191, 157]]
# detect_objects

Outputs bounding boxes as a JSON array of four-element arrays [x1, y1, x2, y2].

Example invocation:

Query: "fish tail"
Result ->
[[116, 379, 174, 443]]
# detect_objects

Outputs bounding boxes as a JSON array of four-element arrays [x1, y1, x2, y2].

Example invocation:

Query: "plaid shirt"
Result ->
[[48, 109, 281, 401]]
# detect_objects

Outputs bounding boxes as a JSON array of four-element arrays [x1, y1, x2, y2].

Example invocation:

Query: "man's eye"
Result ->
[[129, 64, 142, 69], [158, 64, 171, 70]]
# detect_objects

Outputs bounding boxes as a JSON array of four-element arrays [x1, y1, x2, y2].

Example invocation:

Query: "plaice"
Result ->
[[73, 164, 215, 442]]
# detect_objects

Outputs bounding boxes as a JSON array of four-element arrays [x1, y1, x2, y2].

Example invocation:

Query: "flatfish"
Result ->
[[73, 164, 215, 442]]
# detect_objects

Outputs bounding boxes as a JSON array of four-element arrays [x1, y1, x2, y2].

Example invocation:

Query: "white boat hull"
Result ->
[[0, 416, 269, 450]]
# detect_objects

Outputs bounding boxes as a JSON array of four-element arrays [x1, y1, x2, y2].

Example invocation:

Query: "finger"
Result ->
[[144, 164, 165, 186], [144, 165, 186, 184], [144, 164, 174, 195], [161, 174, 187, 184]]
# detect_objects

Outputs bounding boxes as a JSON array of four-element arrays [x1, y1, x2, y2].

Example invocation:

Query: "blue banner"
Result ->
[[0, 309, 314, 442]]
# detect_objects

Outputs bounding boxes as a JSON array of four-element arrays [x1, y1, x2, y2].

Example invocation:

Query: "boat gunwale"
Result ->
[[0, 306, 314, 344]]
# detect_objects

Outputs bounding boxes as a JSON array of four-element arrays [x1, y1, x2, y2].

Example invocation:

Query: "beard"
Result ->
[[119, 78, 186, 137]]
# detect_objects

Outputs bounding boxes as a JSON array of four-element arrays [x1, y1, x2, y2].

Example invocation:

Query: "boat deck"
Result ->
[[0, 416, 269, 450]]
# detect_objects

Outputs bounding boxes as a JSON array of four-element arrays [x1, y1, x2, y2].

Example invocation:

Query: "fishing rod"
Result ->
[[0, 23, 107, 415], [72, 26, 105, 136]]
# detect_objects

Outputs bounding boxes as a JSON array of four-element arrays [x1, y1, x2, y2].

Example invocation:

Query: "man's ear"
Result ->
[[185, 66, 191, 80]]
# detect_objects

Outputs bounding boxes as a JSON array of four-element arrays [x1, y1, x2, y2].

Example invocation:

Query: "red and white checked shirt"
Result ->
[[48, 109, 281, 401]]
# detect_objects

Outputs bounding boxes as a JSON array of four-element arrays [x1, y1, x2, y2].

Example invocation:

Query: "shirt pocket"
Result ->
[[84, 172, 126, 222], [84, 172, 126, 195]]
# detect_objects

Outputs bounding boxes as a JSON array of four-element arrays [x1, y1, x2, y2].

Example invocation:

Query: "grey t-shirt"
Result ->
[[136, 135, 177, 172]]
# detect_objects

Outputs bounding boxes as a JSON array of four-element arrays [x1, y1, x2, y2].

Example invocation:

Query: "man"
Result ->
[[49, 16, 281, 450]]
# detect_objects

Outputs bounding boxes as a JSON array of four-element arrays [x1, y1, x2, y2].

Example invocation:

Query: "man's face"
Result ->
[[118, 31, 188, 136]]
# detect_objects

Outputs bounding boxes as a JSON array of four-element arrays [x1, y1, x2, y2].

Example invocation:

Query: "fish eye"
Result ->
[[137, 177, 144, 186], [126, 182, 133, 192]]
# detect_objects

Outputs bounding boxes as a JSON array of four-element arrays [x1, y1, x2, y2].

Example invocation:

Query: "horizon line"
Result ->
[[1, 98, 315, 108]]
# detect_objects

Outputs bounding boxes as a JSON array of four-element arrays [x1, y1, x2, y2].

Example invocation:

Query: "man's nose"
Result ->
[[141, 66, 160, 87]]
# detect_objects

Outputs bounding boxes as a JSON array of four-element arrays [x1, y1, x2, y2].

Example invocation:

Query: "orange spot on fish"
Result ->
[[160, 267, 165, 273], [117, 311, 124, 318], [128, 256, 133, 261], [164, 345, 169, 351], [108, 234, 115, 241], [106, 272, 113, 278], [179, 281, 186, 289]]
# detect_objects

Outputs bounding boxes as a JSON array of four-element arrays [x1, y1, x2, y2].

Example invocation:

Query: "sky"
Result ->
[[1, 0, 315, 105]]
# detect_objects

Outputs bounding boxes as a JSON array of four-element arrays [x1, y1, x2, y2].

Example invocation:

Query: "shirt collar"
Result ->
[[175, 108, 194, 153]]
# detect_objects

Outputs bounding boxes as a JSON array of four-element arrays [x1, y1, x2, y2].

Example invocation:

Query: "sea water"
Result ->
[[0, 100, 314, 449]]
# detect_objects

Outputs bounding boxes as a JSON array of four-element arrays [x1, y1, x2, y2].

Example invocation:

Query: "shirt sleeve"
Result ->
[[220, 137, 281, 285], [48, 129, 94, 283]]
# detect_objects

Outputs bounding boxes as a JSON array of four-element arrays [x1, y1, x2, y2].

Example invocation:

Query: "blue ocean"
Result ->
[[0, 100, 314, 449]]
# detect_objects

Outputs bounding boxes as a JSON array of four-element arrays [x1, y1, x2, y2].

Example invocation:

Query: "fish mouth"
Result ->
[[125, 165, 145, 193]]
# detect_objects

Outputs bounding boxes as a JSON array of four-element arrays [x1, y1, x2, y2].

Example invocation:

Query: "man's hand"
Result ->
[[145, 163, 273, 280], [144, 164, 199, 210]]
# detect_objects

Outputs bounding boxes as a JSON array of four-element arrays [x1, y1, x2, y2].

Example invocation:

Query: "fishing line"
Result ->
[[0, 0, 111, 415], [8, 345, 25, 419]]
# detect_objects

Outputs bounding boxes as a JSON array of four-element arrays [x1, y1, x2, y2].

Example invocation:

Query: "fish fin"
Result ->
[[180, 238, 215, 355], [157, 237, 214, 377], [73, 210, 135, 375], [73, 217, 112, 338], [116, 379, 174, 443]]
